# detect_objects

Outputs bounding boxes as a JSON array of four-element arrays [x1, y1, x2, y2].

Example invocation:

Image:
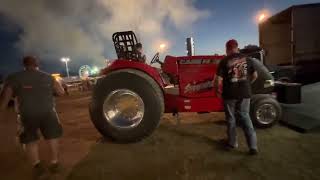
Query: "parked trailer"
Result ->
[[259, 3, 320, 84]]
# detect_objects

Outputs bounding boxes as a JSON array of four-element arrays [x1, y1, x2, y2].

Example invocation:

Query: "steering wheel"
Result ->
[[150, 52, 163, 65]]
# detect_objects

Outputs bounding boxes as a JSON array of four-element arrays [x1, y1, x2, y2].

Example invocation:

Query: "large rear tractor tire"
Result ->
[[250, 94, 282, 128], [89, 69, 164, 143]]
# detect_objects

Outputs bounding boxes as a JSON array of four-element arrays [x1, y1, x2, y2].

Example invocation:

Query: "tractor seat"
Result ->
[[164, 85, 179, 95]]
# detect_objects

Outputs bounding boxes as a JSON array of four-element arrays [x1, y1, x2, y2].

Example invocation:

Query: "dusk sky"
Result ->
[[0, 0, 319, 76]]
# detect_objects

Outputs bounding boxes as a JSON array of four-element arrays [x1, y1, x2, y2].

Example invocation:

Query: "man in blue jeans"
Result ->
[[214, 39, 259, 155]]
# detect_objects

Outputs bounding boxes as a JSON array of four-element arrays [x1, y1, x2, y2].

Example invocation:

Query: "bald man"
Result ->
[[0, 56, 65, 179]]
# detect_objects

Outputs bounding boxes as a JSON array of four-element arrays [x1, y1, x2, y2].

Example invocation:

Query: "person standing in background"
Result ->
[[134, 43, 147, 63]]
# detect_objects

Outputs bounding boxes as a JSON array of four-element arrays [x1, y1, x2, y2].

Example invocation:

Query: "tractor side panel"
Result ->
[[165, 94, 224, 113], [103, 60, 165, 87], [177, 58, 220, 98], [162, 56, 178, 76]]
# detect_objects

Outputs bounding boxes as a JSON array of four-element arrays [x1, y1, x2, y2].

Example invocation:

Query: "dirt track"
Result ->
[[0, 92, 319, 180]]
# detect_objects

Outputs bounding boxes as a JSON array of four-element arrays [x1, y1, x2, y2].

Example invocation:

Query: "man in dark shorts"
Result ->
[[214, 39, 259, 155], [0, 56, 65, 178]]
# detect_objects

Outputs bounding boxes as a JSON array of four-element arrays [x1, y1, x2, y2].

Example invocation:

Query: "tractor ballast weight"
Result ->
[[89, 31, 282, 142]]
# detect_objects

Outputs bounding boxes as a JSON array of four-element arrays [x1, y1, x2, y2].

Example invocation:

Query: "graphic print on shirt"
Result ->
[[227, 57, 248, 83]]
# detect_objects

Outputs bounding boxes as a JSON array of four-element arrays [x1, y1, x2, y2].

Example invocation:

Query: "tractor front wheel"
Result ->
[[89, 69, 164, 143]]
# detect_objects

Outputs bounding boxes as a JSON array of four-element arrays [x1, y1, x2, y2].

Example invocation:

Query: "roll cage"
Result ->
[[112, 31, 141, 61]]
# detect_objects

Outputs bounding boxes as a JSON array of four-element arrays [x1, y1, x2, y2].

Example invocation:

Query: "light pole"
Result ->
[[61, 57, 70, 78], [256, 10, 270, 63]]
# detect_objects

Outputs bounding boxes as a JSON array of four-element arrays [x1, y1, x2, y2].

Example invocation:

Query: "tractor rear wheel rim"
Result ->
[[256, 104, 277, 125], [103, 89, 144, 129]]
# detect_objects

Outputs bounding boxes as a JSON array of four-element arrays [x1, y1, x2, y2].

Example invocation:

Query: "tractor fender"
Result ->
[[102, 60, 165, 88]]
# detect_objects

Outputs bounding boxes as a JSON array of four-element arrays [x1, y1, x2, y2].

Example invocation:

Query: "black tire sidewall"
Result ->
[[90, 72, 163, 142]]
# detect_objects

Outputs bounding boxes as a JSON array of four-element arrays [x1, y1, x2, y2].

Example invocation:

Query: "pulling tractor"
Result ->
[[89, 31, 282, 143]]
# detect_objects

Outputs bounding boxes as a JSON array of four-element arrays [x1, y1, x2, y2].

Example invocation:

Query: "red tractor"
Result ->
[[89, 31, 281, 142]]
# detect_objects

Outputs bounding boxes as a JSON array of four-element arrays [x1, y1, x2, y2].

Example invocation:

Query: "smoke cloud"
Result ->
[[0, 0, 209, 65]]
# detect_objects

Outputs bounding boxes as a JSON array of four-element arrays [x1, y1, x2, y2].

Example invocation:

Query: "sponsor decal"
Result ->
[[179, 59, 219, 65], [184, 79, 214, 94]]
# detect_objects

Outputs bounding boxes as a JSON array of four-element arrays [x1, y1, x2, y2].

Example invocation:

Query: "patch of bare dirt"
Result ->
[[1, 92, 319, 180]]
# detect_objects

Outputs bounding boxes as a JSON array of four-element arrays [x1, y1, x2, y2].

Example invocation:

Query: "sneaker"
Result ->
[[249, 149, 259, 155], [33, 162, 48, 180], [48, 162, 63, 174]]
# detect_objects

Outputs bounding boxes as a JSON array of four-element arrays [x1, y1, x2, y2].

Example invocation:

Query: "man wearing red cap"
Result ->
[[214, 39, 259, 155], [0, 56, 65, 178]]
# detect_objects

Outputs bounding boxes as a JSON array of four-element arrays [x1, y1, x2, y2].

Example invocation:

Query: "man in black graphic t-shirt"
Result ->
[[214, 39, 259, 155]]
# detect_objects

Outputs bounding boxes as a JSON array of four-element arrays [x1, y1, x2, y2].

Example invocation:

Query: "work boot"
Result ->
[[219, 139, 238, 151], [33, 162, 48, 180], [249, 149, 259, 155], [48, 162, 63, 174]]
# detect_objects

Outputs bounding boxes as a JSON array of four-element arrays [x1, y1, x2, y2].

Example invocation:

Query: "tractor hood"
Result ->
[[101, 60, 165, 87]]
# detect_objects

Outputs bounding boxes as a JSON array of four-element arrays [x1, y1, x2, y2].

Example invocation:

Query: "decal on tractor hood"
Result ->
[[184, 79, 214, 94], [179, 59, 219, 65]]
